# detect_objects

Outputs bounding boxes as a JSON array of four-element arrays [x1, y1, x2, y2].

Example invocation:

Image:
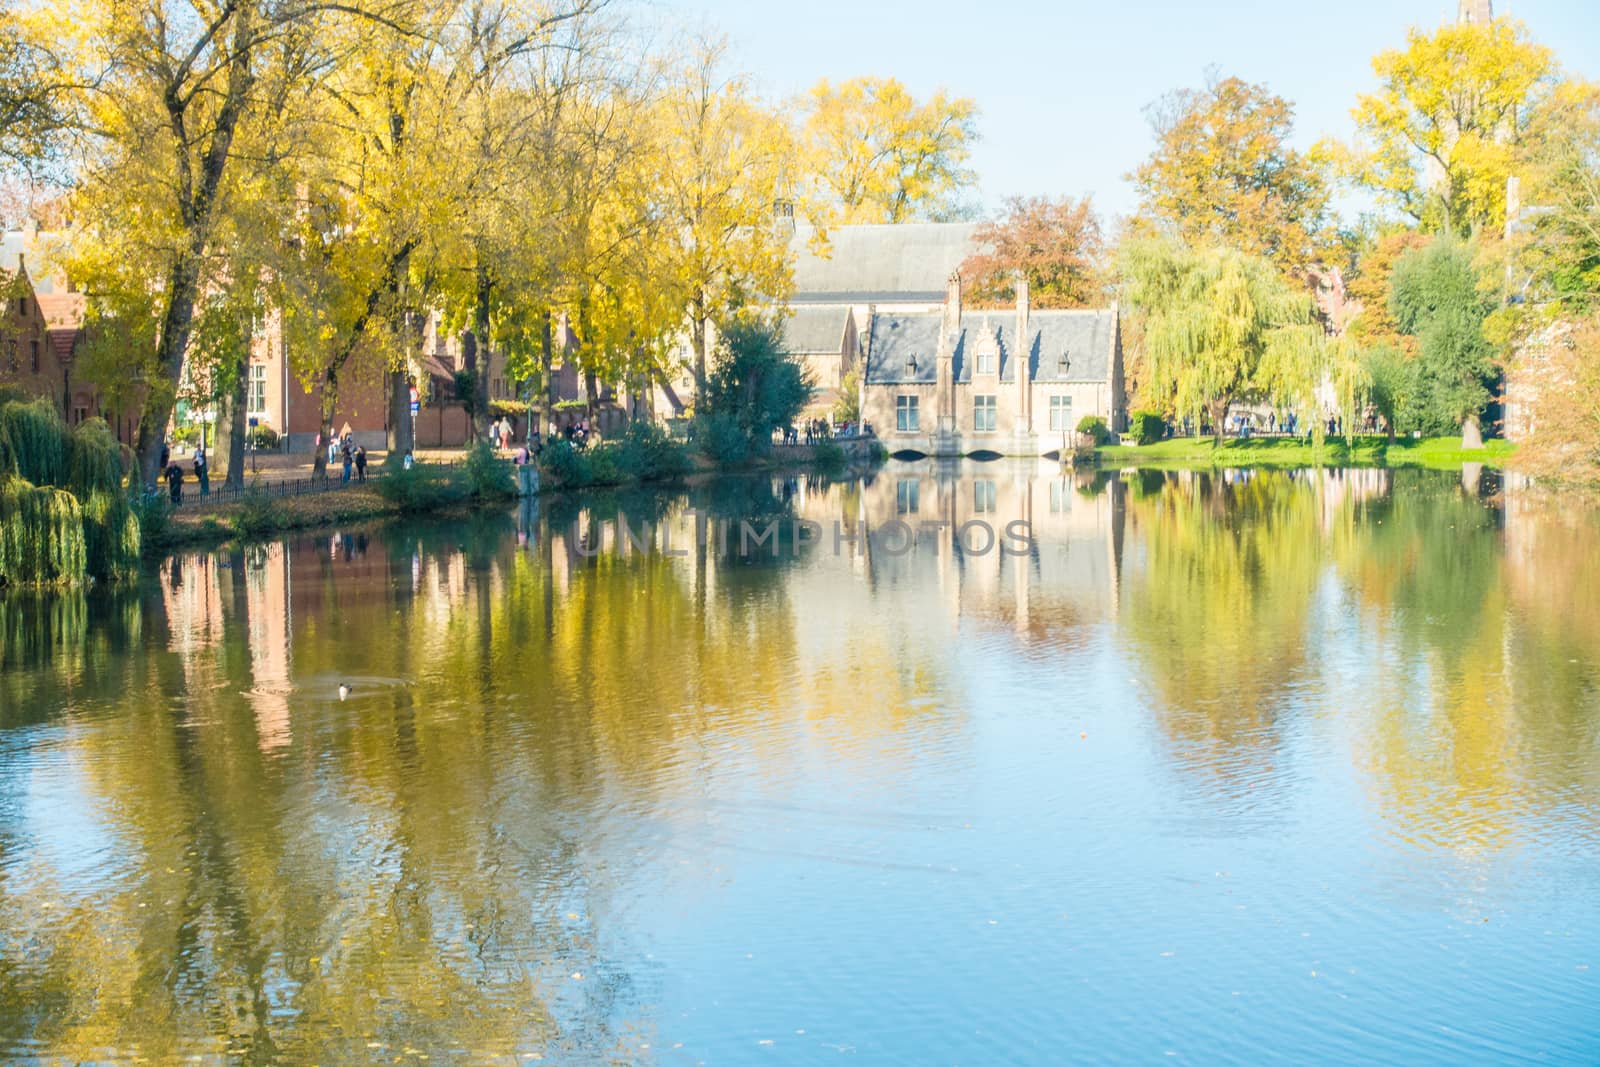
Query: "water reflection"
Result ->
[[2, 463, 1599, 1062]]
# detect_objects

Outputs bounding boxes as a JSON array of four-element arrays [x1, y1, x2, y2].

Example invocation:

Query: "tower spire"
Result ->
[[1458, 0, 1493, 24]]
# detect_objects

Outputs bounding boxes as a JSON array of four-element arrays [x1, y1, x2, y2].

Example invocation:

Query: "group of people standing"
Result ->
[[158, 438, 210, 503], [326, 431, 368, 483]]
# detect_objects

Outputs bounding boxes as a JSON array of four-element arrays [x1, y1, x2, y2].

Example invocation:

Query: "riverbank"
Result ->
[[1095, 435, 1517, 470], [144, 442, 883, 556]]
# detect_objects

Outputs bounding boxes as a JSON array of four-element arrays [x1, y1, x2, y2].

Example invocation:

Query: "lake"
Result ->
[[2, 461, 1598, 1064]]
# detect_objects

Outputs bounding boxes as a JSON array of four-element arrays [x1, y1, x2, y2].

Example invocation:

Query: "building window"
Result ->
[[1050, 395, 1072, 431], [896, 395, 919, 432], [897, 479, 920, 515], [5, 340, 14, 371], [30, 339, 40, 373], [18, 297, 28, 317], [73, 406, 88, 425], [977, 348, 995, 374], [1058, 351, 1071, 375], [975, 480, 997, 514], [973, 395, 997, 432], [248, 364, 267, 414]]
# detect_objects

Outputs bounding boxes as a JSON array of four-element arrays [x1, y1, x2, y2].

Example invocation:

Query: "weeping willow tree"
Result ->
[[1258, 324, 1371, 449], [0, 397, 70, 487], [0, 479, 87, 586], [0, 403, 137, 587], [1120, 238, 1314, 441]]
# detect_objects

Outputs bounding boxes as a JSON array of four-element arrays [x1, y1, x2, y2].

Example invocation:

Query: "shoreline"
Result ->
[[1093, 435, 1517, 471], [142, 446, 883, 557]]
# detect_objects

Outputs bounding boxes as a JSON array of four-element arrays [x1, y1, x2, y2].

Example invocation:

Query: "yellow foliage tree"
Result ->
[[1319, 16, 1554, 235], [800, 75, 979, 225]]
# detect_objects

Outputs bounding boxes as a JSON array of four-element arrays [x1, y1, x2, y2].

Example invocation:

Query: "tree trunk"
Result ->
[[312, 371, 337, 480], [472, 264, 492, 441], [1209, 399, 1229, 445], [1461, 414, 1483, 451], [388, 368, 413, 459], [222, 348, 248, 489], [691, 303, 708, 413], [136, 250, 204, 489], [461, 325, 480, 445], [540, 309, 554, 440]]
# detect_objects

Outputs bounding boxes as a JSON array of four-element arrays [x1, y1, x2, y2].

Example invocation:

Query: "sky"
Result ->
[[655, 0, 1600, 224]]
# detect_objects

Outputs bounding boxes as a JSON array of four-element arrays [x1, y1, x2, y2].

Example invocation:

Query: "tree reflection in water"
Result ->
[[0, 464, 1597, 1061]]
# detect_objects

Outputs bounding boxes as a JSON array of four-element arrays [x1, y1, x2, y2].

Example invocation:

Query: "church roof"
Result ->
[[864, 309, 1118, 386], [789, 222, 982, 304], [778, 306, 851, 354]]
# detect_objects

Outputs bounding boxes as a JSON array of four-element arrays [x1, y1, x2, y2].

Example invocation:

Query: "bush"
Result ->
[[1130, 411, 1166, 446], [131, 490, 170, 557], [696, 412, 750, 468], [172, 423, 201, 448], [1077, 415, 1111, 446], [812, 439, 846, 472], [231, 481, 285, 540], [377, 463, 465, 513], [249, 424, 280, 450], [539, 437, 592, 487], [615, 421, 692, 481], [463, 440, 515, 501]]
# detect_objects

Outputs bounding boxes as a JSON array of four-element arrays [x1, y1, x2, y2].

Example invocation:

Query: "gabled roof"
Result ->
[[790, 222, 982, 304], [779, 306, 851, 355], [865, 308, 1118, 386]]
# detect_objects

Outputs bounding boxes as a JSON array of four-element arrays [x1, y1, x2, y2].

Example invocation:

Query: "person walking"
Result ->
[[165, 461, 184, 504], [355, 445, 367, 483], [341, 440, 353, 483], [194, 445, 210, 496]]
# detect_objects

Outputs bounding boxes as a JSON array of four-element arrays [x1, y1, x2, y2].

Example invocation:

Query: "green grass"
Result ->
[[1097, 435, 1516, 470]]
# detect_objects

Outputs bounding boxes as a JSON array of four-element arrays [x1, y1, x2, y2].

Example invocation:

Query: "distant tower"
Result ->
[[1458, 0, 1493, 24]]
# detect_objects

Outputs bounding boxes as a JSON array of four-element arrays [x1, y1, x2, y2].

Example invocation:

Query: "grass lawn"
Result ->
[[1097, 435, 1516, 470]]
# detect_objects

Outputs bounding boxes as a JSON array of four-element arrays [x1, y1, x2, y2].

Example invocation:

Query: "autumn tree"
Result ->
[[59, 0, 418, 488], [1131, 73, 1331, 274], [960, 195, 1105, 308], [1321, 16, 1554, 235], [1346, 229, 1431, 353], [800, 75, 979, 224], [654, 39, 795, 401]]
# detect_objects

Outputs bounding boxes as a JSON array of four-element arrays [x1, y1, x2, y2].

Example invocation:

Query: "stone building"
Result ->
[[861, 273, 1125, 457]]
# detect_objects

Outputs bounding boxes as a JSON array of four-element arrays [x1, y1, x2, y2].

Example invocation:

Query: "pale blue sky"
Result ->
[[656, 0, 1600, 223]]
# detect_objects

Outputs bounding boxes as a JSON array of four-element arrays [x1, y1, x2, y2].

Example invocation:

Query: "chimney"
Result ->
[[1014, 271, 1030, 426], [943, 271, 962, 338]]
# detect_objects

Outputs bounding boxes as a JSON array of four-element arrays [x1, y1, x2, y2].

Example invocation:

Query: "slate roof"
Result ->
[[864, 309, 1117, 386], [790, 223, 982, 304], [779, 306, 850, 354]]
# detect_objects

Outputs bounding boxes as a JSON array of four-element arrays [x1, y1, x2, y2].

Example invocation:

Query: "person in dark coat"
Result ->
[[355, 445, 367, 482], [165, 462, 184, 504], [194, 446, 210, 496]]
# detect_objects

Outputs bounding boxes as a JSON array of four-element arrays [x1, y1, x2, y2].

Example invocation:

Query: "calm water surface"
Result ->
[[2, 462, 1599, 1064]]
